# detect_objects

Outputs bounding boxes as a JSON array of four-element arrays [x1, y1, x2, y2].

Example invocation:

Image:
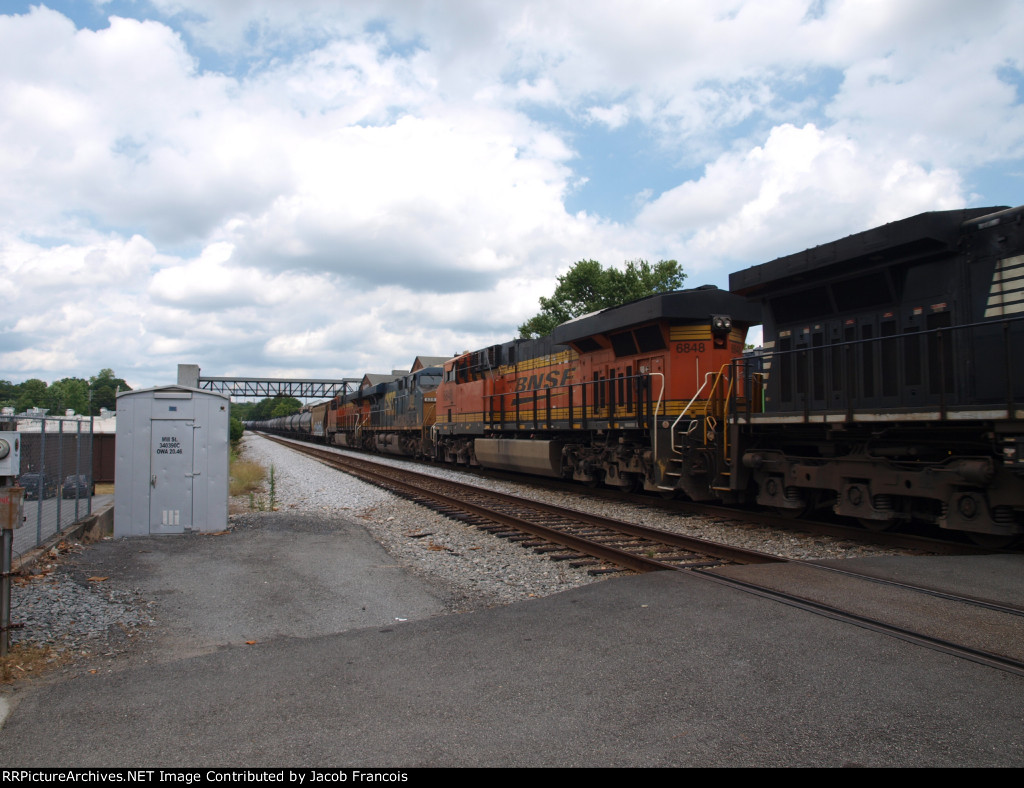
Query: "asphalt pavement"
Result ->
[[1, 511, 1022, 767]]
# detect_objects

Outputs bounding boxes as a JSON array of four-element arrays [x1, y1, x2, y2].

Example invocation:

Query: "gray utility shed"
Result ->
[[115, 385, 230, 537]]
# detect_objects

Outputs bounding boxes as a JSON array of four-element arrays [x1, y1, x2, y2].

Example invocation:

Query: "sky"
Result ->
[[1, 0, 1023, 392]]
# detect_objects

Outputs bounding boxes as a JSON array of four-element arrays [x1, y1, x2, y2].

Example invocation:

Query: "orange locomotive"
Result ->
[[433, 285, 760, 499]]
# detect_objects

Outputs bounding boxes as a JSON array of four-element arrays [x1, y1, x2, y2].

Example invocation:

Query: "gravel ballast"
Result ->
[[239, 433, 604, 607], [249, 433, 916, 563]]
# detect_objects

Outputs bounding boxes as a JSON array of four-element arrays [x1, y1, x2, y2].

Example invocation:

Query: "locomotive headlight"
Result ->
[[711, 315, 732, 348]]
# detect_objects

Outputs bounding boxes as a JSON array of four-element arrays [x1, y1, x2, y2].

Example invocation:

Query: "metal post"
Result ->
[[1, 523, 10, 657], [1, 486, 24, 657], [75, 419, 82, 522], [88, 416, 94, 516], [36, 420, 45, 546], [55, 420, 63, 537]]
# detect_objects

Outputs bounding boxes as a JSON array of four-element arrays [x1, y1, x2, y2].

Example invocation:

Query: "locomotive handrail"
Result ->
[[671, 364, 729, 450], [675, 372, 715, 423], [749, 312, 1023, 420], [709, 370, 737, 460], [478, 370, 665, 433], [648, 372, 667, 461]]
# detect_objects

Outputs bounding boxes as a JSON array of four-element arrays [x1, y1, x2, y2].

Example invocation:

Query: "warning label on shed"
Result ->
[[156, 436, 183, 455]]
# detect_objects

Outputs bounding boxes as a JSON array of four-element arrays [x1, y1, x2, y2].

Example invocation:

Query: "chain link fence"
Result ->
[[12, 415, 96, 559]]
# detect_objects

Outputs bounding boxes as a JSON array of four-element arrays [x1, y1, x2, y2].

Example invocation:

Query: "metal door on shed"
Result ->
[[149, 393, 196, 535]]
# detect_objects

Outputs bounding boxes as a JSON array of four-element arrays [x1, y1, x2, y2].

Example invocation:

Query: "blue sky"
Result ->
[[1, 0, 1023, 389]]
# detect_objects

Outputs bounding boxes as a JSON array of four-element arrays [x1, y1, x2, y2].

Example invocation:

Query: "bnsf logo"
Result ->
[[515, 369, 574, 392]]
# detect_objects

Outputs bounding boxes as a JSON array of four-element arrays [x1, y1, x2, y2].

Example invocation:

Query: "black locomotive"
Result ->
[[728, 204, 1024, 543]]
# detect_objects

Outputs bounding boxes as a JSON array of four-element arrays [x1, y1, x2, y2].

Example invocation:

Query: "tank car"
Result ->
[[726, 204, 1024, 542], [433, 286, 761, 493]]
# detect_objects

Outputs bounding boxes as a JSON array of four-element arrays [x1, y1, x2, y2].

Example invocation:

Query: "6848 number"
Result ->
[[675, 342, 706, 353]]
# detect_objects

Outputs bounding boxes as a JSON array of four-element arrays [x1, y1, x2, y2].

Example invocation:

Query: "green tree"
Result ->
[[239, 396, 304, 421], [15, 379, 48, 413], [0, 380, 16, 410], [89, 368, 131, 414], [45, 377, 90, 415], [269, 397, 302, 419], [518, 259, 686, 339], [230, 401, 256, 423]]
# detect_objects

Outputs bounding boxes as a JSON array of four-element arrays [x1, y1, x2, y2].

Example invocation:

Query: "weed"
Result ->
[[230, 459, 266, 497], [0, 644, 66, 684]]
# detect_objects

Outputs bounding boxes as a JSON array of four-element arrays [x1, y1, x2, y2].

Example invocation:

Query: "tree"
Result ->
[[89, 368, 131, 414], [45, 377, 90, 415], [518, 259, 686, 339], [270, 397, 303, 418], [0, 380, 17, 410], [15, 379, 49, 413], [237, 397, 302, 422]]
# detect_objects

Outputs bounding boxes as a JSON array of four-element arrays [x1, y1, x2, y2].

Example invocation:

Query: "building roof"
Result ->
[[411, 356, 451, 372]]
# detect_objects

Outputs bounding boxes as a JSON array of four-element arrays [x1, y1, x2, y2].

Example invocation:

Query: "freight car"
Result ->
[[250, 203, 1024, 544]]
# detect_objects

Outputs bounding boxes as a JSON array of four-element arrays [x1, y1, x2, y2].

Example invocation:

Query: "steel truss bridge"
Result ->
[[199, 377, 357, 399], [178, 365, 357, 400]]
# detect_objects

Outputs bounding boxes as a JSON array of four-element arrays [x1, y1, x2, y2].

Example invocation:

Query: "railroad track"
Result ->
[[260, 434, 1024, 677], [470, 466, 996, 555], [260, 434, 779, 574]]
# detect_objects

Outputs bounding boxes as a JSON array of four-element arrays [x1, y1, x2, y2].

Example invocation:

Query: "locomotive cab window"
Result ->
[[634, 324, 666, 353], [571, 337, 602, 353], [832, 271, 893, 311], [610, 331, 639, 358]]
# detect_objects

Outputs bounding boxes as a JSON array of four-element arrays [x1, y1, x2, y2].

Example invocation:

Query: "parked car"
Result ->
[[19, 472, 57, 500], [62, 474, 95, 499]]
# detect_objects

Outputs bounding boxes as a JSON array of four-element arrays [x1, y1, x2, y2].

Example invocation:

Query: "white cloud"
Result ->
[[0, 1, 1021, 389], [636, 123, 966, 274]]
